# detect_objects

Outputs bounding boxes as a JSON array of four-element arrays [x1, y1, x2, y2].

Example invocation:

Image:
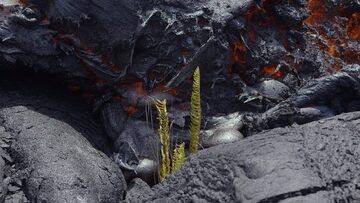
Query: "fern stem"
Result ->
[[189, 67, 201, 154], [155, 99, 171, 181], [172, 143, 186, 173]]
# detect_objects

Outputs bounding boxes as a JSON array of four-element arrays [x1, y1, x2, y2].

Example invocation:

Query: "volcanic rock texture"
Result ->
[[130, 112, 360, 202], [0, 73, 126, 202], [0, 0, 359, 202]]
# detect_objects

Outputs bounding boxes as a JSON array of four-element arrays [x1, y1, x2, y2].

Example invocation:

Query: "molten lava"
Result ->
[[67, 84, 81, 92], [303, 0, 360, 71], [260, 64, 284, 79], [231, 42, 247, 65], [303, 0, 328, 25], [347, 13, 360, 40], [153, 83, 178, 96], [122, 81, 148, 96], [126, 105, 138, 116], [17, 0, 27, 6]]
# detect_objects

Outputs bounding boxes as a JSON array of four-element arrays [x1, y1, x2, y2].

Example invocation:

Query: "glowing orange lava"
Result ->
[[260, 65, 284, 79], [18, 0, 27, 6], [231, 41, 247, 65], [303, 0, 360, 71], [123, 81, 148, 96], [303, 0, 327, 25], [153, 83, 178, 96], [68, 84, 81, 92], [346, 13, 360, 40], [41, 16, 49, 25], [126, 105, 138, 116]]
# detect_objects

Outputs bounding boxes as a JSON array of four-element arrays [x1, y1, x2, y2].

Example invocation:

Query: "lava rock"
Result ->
[[0, 76, 126, 203], [114, 119, 160, 162], [274, 0, 310, 25], [140, 112, 360, 202], [257, 65, 360, 131], [125, 178, 155, 202], [100, 99, 128, 143], [201, 112, 244, 148], [202, 128, 244, 148], [0, 157, 5, 202], [113, 119, 160, 185], [254, 80, 290, 101], [299, 105, 335, 121]]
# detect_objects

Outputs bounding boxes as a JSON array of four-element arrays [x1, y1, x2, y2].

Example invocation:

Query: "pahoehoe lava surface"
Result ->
[[131, 112, 360, 202], [0, 0, 359, 202], [0, 73, 126, 202]]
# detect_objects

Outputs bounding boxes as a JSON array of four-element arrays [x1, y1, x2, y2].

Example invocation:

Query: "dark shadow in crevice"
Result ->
[[0, 66, 113, 155]]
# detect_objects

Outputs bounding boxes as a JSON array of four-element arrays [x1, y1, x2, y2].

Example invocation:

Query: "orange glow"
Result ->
[[177, 103, 190, 111], [68, 84, 81, 92], [126, 105, 138, 116], [180, 48, 190, 56], [112, 95, 122, 101], [18, 0, 28, 5], [82, 91, 94, 99], [346, 13, 360, 40], [228, 41, 248, 74], [231, 41, 247, 65], [302, 1, 359, 71], [328, 44, 337, 57], [260, 64, 284, 79], [248, 31, 257, 42], [41, 16, 49, 25], [95, 78, 106, 86], [101, 55, 122, 73], [123, 81, 148, 96], [332, 61, 342, 72], [303, 0, 327, 25], [153, 83, 178, 96], [81, 44, 93, 55], [110, 66, 121, 72]]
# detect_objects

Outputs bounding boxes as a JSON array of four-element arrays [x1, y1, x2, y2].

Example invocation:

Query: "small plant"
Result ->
[[155, 99, 171, 181], [155, 67, 201, 181], [171, 143, 186, 173], [189, 67, 201, 154]]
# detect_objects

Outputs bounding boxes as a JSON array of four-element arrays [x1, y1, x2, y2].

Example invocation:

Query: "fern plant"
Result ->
[[172, 143, 186, 173], [189, 67, 201, 154], [155, 67, 201, 181], [155, 99, 171, 181]]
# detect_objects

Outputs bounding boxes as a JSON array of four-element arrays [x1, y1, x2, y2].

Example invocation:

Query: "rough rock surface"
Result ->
[[137, 112, 360, 202], [0, 73, 126, 202]]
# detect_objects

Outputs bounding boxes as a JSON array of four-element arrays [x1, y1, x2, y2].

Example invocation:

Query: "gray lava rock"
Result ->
[[202, 128, 244, 148], [139, 112, 360, 202], [113, 119, 160, 185], [300, 105, 335, 120], [201, 112, 244, 148], [256, 65, 360, 131], [254, 80, 291, 101], [0, 76, 126, 203], [125, 178, 155, 203], [100, 100, 128, 143]]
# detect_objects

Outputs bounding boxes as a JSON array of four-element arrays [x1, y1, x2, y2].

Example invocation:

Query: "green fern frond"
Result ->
[[155, 99, 171, 181], [189, 67, 201, 154], [171, 143, 186, 173]]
